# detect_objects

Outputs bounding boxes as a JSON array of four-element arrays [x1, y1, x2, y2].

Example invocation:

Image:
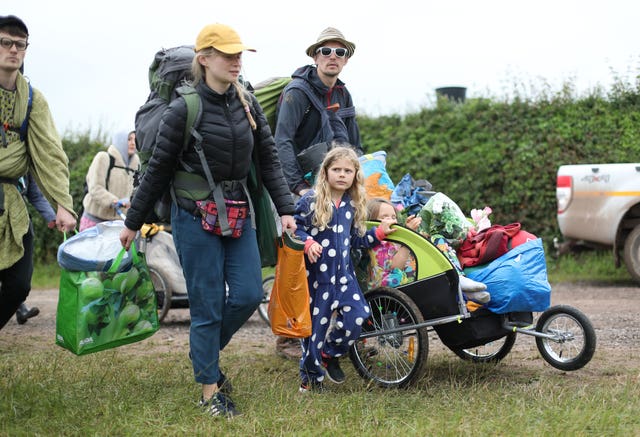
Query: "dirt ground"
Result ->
[[2, 282, 640, 374]]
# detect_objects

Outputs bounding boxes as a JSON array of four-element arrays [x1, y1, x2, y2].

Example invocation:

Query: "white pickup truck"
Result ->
[[556, 163, 640, 283]]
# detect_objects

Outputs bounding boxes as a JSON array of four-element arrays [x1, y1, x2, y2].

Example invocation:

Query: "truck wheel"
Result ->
[[623, 225, 640, 283]]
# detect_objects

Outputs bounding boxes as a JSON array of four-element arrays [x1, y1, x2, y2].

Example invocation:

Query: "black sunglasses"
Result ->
[[315, 46, 348, 58]]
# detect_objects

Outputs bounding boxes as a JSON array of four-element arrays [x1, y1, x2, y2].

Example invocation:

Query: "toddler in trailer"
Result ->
[[293, 146, 394, 393], [365, 198, 421, 288], [366, 198, 489, 303]]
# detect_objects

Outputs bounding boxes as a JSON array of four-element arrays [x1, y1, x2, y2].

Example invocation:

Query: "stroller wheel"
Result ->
[[350, 287, 428, 388], [257, 275, 274, 325], [149, 267, 171, 323]]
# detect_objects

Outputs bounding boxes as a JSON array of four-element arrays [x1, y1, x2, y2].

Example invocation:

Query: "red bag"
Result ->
[[457, 223, 522, 268], [268, 232, 312, 338], [510, 229, 537, 248]]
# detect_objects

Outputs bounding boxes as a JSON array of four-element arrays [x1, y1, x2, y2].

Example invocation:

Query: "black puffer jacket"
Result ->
[[125, 82, 295, 231]]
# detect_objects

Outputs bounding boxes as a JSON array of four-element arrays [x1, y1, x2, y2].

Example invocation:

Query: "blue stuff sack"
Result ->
[[359, 151, 395, 199], [391, 173, 433, 215], [464, 238, 551, 313]]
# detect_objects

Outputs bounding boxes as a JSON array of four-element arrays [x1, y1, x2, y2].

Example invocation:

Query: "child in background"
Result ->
[[366, 198, 421, 288], [294, 146, 394, 393]]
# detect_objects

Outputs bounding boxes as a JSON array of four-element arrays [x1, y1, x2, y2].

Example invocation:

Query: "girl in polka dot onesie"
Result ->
[[293, 146, 394, 393]]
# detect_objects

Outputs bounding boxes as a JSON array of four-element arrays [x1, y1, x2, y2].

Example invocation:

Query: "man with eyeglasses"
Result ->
[[0, 15, 77, 331], [273, 27, 362, 361]]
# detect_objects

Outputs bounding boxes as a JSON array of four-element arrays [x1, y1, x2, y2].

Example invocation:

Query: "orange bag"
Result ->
[[268, 232, 312, 338]]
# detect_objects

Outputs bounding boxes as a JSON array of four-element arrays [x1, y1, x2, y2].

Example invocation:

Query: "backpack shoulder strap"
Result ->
[[176, 85, 203, 151], [19, 82, 33, 142], [286, 79, 326, 114], [105, 154, 116, 191]]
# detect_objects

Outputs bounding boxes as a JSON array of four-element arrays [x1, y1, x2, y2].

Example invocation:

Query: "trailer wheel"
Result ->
[[450, 333, 517, 363], [535, 305, 596, 371], [349, 287, 429, 388]]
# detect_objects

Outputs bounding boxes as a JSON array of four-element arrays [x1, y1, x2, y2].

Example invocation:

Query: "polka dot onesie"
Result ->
[[294, 191, 382, 385]]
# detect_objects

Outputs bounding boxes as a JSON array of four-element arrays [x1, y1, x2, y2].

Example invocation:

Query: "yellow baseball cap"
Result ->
[[194, 23, 256, 53]]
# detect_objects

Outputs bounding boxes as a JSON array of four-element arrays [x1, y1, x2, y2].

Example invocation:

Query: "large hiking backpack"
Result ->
[[252, 76, 336, 139], [252, 77, 292, 133], [133, 45, 202, 223], [133, 46, 290, 224]]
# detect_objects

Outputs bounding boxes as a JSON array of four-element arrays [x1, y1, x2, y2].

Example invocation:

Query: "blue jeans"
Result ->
[[171, 204, 263, 384]]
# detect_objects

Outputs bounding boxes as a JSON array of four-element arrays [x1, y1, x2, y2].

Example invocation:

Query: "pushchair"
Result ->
[[347, 222, 596, 388], [136, 223, 189, 322]]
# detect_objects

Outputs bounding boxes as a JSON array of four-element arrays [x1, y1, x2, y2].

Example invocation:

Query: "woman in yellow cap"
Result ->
[[120, 23, 296, 418]]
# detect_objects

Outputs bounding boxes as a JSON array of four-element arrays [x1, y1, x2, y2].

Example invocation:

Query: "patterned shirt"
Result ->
[[1, 87, 19, 145], [368, 241, 417, 288]]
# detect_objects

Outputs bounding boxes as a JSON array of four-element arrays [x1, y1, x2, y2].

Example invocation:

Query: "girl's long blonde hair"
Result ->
[[191, 48, 256, 130], [312, 145, 368, 235]]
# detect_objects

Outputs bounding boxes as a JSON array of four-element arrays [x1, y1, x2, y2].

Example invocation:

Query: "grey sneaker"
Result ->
[[199, 392, 239, 418]]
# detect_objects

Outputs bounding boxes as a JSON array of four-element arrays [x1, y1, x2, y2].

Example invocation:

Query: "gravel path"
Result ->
[[2, 281, 639, 372]]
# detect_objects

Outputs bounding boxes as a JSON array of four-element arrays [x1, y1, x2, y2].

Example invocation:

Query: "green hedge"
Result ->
[[359, 77, 640, 245]]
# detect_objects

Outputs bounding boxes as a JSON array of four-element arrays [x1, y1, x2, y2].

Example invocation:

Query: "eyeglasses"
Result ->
[[315, 46, 348, 58], [0, 37, 29, 51]]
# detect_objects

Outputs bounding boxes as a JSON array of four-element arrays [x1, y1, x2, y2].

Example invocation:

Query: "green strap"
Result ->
[[107, 242, 138, 274], [107, 247, 127, 274], [181, 90, 202, 150], [171, 86, 203, 206]]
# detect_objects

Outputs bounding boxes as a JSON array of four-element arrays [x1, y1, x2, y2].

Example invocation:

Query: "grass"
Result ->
[[31, 262, 62, 289], [546, 249, 634, 284], [13, 249, 636, 435], [1, 344, 639, 436]]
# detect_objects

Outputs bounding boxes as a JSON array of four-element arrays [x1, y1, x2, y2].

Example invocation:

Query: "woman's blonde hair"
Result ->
[[191, 48, 256, 130], [312, 145, 367, 235]]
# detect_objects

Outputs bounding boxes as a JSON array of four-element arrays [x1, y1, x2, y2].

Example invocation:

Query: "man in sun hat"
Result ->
[[272, 26, 362, 361], [275, 26, 362, 198], [0, 15, 77, 331]]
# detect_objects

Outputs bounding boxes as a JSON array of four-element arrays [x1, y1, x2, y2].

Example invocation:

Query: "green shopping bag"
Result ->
[[55, 243, 159, 355]]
